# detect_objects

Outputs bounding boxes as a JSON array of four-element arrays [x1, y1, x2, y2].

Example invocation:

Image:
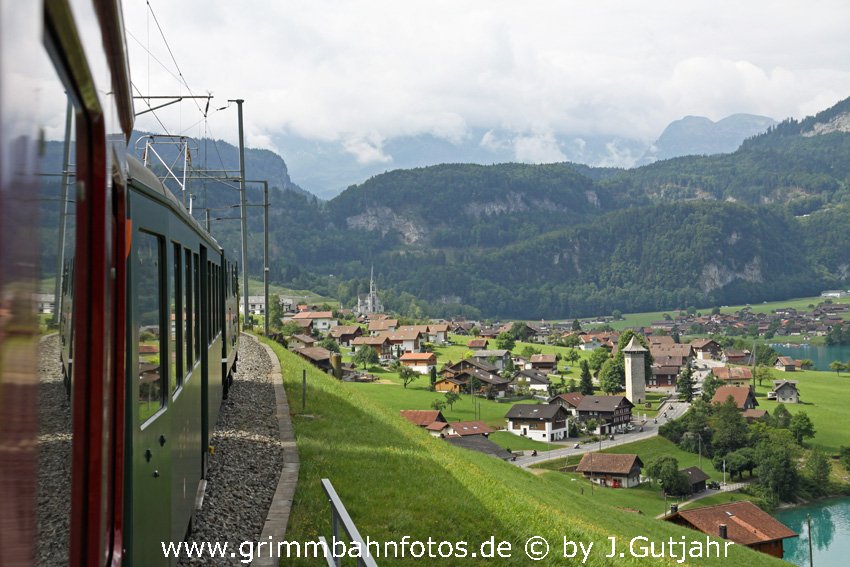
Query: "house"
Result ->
[[351, 335, 392, 359], [467, 338, 489, 351], [579, 335, 602, 351], [504, 404, 570, 442], [400, 409, 448, 437], [470, 349, 511, 371], [434, 376, 467, 394], [690, 338, 722, 360], [774, 356, 797, 372], [680, 466, 710, 494], [711, 366, 753, 387], [328, 325, 363, 347], [288, 318, 313, 334], [512, 369, 551, 394], [575, 453, 643, 488], [529, 353, 557, 372], [399, 352, 437, 375], [294, 347, 335, 373], [576, 395, 634, 434], [292, 310, 338, 333], [446, 421, 494, 437], [459, 368, 512, 397], [367, 318, 398, 336], [548, 392, 584, 416], [712, 385, 758, 411], [384, 328, 425, 354], [427, 323, 450, 344], [288, 334, 316, 350], [35, 293, 55, 315], [445, 436, 513, 460], [771, 380, 800, 404], [440, 358, 499, 378], [246, 295, 266, 316], [723, 349, 753, 365], [664, 501, 797, 559], [648, 365, 678, 390]]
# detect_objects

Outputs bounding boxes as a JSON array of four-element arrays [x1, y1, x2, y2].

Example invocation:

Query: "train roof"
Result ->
[[127, 156, 222, 252]]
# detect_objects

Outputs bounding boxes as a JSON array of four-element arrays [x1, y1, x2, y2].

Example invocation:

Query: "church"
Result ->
[[355, 267, 384, 316]]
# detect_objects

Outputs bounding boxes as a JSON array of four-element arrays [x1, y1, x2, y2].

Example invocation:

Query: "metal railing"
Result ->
[[320, 479, 378, 567]]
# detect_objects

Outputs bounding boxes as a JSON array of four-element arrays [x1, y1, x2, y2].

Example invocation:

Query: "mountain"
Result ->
[[637, 114, 777, 165]]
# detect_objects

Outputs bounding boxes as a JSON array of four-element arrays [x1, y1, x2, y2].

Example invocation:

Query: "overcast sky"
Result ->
[[123, 0, 850, 164]]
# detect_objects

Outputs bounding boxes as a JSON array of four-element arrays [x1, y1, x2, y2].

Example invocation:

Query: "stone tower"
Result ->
[[623, 336, 647, 405]]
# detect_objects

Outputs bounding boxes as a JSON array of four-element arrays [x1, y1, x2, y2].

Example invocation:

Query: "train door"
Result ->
[[129, 226, 172, 565]]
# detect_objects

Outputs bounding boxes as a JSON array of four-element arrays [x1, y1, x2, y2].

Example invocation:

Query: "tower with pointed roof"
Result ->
[[623, 336, 647, 405], [355, 265, 384, 316]]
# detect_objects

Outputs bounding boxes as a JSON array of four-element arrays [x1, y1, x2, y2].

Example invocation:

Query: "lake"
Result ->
[[774, 497, 850, 566], [772, 344, 850, 372]]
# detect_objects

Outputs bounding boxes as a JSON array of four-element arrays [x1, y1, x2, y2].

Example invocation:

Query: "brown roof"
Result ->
[[367, 319, 398, 332], [742, 409, 768, 420], [449, 421, 494, 436], [776, 356, 796, 366], [680, 466, 710, 486], [329, 325, 360, 338], [399, 352, 437, 362], [530, 353, 557, 364], [397, 325, 431, 334], [576, 453, 643, 475], [352, 336, 389, 347], [468, 339, 489, 348], [425, 421, 450, 431], [713, 367, 753, 381], [385, 329, 425, 341], [292, 311, 334, 319], [429, 323, 450, 333], [712, 386, 756, 409], [291, 334, 316, 345], [668, 501, 797, 545], [296, 347, 331, 362], [690, 338, 719, 349], [550, 392, 584, 408], [577, 395, 634, 413], [400, 410, 446, 427]]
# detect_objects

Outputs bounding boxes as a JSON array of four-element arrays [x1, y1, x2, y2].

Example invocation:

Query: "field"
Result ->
[[264, 338, 785, 566]]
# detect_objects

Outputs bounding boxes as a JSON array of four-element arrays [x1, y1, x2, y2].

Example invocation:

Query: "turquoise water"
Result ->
[[772, 344, 850, 372], [773, 497, 850, 566]]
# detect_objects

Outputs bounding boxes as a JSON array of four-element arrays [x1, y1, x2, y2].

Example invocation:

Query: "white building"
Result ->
[[355, 266, 384, 316], [292, 311, 338, 333], [504, 404, 570, 442]]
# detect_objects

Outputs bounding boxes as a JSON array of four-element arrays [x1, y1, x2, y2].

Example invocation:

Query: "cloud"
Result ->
[[342, 134, 392, 165], [513, 132, 567, 163]]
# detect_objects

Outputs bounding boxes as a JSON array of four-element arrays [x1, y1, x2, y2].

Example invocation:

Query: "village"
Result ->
[[232, 280, 850, 561]]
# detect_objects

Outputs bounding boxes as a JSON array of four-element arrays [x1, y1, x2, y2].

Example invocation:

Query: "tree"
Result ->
[[676, 365, 695, 402], [598, 359, 623, 394], [578, 359, 595, 395], [509, 321, 533, 341], [717, 447, 757, 480], [755, 429, 799, 502], [805, 448, 831, 492], [431, 399, 447, 411], [429, 366, 438, 391], [711, 398, 749, 457], [754, 365, 773, 387], [563, 334, 581, 348], [701, 372, 721, 402], [279, 321, 302, 337], [588, 347, 610, 375], [771, 404, 792, 429], [799, 359, 814, 370], [318, 337, 340, 353], [520, 345, 540, 359], [839, 446, 850, 474], [470, 326, 480, 337], [353, 346, 379, 369], [268, 296, 283, 331], [611, 309, 623, 321], [566, 349, 581, 364], [754, 344, 778, 367], [495, 332, 516, 352], [398, 366, 420, 389], [829, 360, 846, 375], [571, 319, 582, 331], [789, 411, 816, 445], [444, 391, 461, 410], [645, 456, 690, 496]]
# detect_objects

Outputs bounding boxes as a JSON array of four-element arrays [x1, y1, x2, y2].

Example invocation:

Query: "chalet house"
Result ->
[[722, 349, 753, 365], [649, 365, 678, 390], [575, 453, 643, 488], [427, 323, 450, 344], [512, 369, 551, 394], [712, 385, 758, 412], [329, 325, 363, 347], [34, 293, 55, 315], [292, 310, 338, 333], [649, 335, 676, 347], [576, 395, 634, 434], [504, 404, 570, 442], [771, 380, 800, 404], [399, 352, 437, 375], [664, 501, 797, 559], [384, 328, 425, 354], [774, 357, 798, 372], [288, 334, 316, 350], [445, 435, 513, 460], [446, 421, 494, 437], [529, 353, 557, 372], [712, 366, 753, 387], [690, 338, 722, 360], [435, 367, 511, 397], [478, 326, 500, 339], [351, 335, 392, 359], [289, 318, 313, 334], [680, 466, 710, 493], [295, 347, 335, 374], [434, 376, 466, 394], [548, 392, 584, 417], [367, 318, 398, 336], [440, 358, 499, 378], [400, 410, 448, 437], [246, 295, 266, 316], [470, 349, 511, 371], [578, 335, 602, 351], [650, 343, 694, 366], [467, 338, 489, 351]]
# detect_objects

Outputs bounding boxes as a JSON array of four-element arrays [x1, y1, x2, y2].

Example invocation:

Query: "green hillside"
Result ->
[[267, 339, 785, 566]]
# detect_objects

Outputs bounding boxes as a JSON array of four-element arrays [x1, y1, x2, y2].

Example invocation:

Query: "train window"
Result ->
[[171, 242, 183, 392], [137, 232, 164, 423], [185, 248, 193, 371], [193, 253, 200, 360], [207, 261, 213, 345]]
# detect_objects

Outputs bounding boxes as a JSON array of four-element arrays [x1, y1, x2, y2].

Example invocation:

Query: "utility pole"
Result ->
[[807, 514, 814, 567], [229, 98, 249, 329], [264, 182, 269, 336], [52, 96, 73, 326]]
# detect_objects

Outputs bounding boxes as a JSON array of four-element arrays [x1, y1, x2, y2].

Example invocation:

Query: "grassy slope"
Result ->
[[265, 339, 784, 566]]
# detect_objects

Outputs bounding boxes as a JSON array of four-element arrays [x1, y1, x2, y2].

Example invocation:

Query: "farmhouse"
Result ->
[[446, 421, 494, 437], [328, 325, 363, 347], [576, 395, 634, 434], [575, 453, 643, 488], [774, 357, 798, 372], [548, 392, 584, 416], [367, 318, 398, 335], [529, 353, 557, 372], [680, 466, 710, 494], [467, 338, 489, 351], [664, 501, 797, 559], [689, 338, 722, 360], [288, 334, 316, 350], [470, 349, 511, 371], [351, 335, 392, 359], [384, 328, 425, 354], [649, 365, 679, 389], [711, 366, 753, 387], [512, 369, 552, 394], [399, 352, 437, 375], [427, 323, 450, 344], [712, 386, 758, 411], [722, 349, 753, 365], [770, 380, 800, 404], [292, 310, 338, 332], [399, 410, 448, 437], [504, 404, 570, 442]]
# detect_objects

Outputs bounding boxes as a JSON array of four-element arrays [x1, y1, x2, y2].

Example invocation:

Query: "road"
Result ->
[[654, 481, 750, 518], [513, 399, 690, 469]]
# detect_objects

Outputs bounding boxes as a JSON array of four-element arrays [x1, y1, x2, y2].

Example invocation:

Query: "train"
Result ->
[[0, 1, 240, 565]]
